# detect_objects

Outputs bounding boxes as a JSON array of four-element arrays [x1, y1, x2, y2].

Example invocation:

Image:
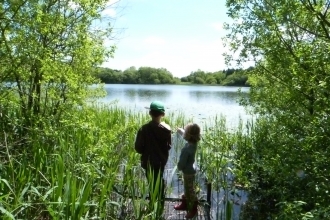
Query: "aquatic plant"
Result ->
[[0, 103, 244, 219]]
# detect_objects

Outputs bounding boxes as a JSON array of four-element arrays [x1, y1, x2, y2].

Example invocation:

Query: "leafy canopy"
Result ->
[[0, 0, 115, 130], [225, 0, 330, 218]]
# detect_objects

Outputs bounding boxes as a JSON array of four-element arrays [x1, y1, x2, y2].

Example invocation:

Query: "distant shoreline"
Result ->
[[102, 83, 251, 87]]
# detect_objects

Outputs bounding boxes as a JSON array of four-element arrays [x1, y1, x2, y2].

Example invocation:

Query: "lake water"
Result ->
[[98, 84, 250, 127]]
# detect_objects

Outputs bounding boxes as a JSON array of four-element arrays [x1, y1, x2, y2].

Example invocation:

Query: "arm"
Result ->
[[177, 128, 185, 136], [167, 130, 172, 150], [177, 147, 188, 171], [134, 127, 144, 154], [159, 122, 172, 150]]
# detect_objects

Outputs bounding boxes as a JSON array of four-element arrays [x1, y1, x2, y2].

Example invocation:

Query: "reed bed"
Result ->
[[0, 103, 251, 219]]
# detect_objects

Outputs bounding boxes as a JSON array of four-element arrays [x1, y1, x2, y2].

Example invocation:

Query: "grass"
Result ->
[[0, 103, 249, 220]]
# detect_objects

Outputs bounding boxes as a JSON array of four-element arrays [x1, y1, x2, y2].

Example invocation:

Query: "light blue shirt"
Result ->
[[177, 142, 197, 174]]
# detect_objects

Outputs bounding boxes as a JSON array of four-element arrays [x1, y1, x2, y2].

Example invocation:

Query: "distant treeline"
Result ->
[[94, 66, 252, 86]]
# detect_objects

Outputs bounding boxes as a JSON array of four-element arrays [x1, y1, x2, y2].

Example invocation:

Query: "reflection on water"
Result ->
[[99, 84, 250, 127], [188, 90, 247, 104], [126, 89, 172, 102]]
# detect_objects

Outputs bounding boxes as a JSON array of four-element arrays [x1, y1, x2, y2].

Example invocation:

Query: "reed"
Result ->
[[0, 103, 248, 219], [197, 115, 251, 219]]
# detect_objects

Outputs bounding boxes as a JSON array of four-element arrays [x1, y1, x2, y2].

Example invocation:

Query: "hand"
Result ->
[[177, 128, 184, 136]]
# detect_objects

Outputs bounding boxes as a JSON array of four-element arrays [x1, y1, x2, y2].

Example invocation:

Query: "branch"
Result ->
[[258, 65, 312, 113], [302, 0, 330, 38], [289, 21, 329, 39]]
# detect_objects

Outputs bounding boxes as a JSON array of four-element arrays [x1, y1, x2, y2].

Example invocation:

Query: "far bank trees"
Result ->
[[96, 66, 178, 84], [95, 66, 251, 86]]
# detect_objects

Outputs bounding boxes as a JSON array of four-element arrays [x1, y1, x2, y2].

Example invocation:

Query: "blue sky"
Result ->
[[103, 0, 231, 78]]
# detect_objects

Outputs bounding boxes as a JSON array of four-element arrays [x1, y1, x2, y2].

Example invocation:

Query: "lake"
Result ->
[[98, 84, 250, 127]]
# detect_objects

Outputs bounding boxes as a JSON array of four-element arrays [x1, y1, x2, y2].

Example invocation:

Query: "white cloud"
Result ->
[[210, 22, 224, 31], [143, 36, 166, 45]]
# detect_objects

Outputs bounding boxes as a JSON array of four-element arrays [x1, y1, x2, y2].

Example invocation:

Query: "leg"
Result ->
[[183, 174, 198, 219], [174, 194, 187, 210]]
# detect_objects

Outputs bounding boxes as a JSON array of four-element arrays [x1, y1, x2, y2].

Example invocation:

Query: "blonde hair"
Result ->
[[183, 123, 201, 143]]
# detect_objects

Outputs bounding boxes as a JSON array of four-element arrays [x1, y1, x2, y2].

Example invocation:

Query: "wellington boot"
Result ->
[[174, 195, 187, 211], [185, 201, 198, 219]]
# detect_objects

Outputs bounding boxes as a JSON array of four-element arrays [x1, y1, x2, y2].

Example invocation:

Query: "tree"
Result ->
[[213, 71, 226, 84], [205, 75, 217, 84], [181, 69, 249, 85], [157, 68, 175, 84], [180, 76, 189, 82], [221, 70, 248, 86], [0, 0, 115, 139], [225, 0, 330, 218], [194, 76, 205, 84], [96, 68, 123, 83], [123, 66, 138, 83], [190, 69, 206, 83]]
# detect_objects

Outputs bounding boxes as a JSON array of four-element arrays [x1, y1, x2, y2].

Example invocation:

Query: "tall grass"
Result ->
[[0, 103, 250, 219], [198, 115, 250, 220]]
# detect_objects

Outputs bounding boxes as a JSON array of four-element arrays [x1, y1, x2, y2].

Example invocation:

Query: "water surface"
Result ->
[[99, 84, 250, 127]]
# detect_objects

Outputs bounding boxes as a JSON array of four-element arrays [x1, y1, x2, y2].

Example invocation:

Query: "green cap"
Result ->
[[147, 101, 165, 113]]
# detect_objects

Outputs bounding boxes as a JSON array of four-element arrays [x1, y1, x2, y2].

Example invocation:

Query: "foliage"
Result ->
[[94, 66, 251, 86], [225, 0, 330, 218], [94, 66, 177, 84], [0, 104, 146, 219], [0, 0, 114, 141], [0, 103, 248, 219], [199, 116, 245, 219], [181, 68, 250, 86]]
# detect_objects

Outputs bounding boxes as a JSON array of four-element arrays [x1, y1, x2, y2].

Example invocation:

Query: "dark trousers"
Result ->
[[145, 165, 165, 205]]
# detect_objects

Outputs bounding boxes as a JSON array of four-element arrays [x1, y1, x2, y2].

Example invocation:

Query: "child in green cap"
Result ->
[[135, 101, 172, 211]]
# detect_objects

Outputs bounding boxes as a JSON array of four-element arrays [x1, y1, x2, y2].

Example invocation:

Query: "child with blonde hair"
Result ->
[[174, 123, 201, 219]]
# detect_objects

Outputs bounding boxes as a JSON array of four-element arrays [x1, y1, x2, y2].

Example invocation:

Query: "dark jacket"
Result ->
[[135, 121, 172, 169]]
